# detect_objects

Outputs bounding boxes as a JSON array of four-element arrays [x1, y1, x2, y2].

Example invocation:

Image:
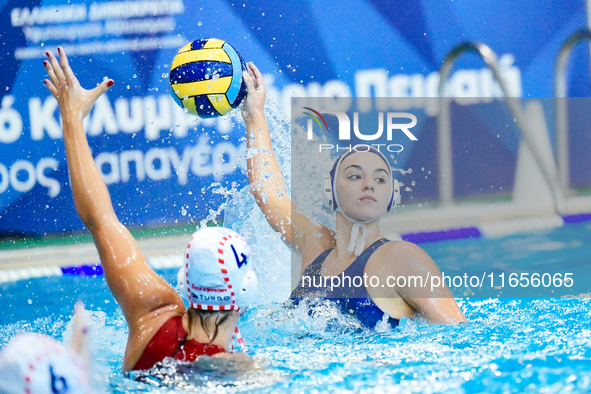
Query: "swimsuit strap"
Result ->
[[340, 238, 389, 279], [302, 238, 389, 277], [301, 248, 334, 277], [171, 333, 189, 359]]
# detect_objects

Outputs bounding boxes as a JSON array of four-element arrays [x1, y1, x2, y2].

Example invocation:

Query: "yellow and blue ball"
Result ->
[[169, 38, 248, 118]]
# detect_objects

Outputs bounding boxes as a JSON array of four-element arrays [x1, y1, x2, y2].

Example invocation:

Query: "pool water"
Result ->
[[2, 221, 591, 393], [2, 101, 591, 392]]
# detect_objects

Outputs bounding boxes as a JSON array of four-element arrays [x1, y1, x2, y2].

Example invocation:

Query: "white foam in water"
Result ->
[[224, 98, 296, 306], [224, 96, 342, 306], [62, 309, 118, 391]]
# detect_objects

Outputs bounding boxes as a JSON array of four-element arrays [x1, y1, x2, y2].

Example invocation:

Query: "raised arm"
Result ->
[[241, 63, 333, 255], [43, 48, 184, 332]]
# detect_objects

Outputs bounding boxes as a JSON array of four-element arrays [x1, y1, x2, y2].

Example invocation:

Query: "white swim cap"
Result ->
[[0, 333, 91, 394], [176, 227, 257, 312]]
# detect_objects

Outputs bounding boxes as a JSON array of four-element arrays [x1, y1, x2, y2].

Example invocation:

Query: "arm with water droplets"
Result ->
[[241, 63, 333, 256], [43, 48, 184, 369]]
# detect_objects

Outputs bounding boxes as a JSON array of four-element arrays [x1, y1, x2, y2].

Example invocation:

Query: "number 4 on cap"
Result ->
[[231, 245, 248, 268]]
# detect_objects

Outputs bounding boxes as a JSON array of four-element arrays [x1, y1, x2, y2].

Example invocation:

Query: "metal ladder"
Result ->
[[436, 42, 565, 214]]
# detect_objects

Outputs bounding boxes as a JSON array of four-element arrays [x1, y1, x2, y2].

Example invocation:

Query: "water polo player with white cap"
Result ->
[[0, 303, 93, 393], [0, 334, 91, 394], [43, 48, 257, 372], [134, 227, 257, 370], [240, 62, 466, 327]]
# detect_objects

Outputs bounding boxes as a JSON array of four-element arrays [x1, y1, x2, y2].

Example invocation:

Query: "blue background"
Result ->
[[1, 0, 590, 235]]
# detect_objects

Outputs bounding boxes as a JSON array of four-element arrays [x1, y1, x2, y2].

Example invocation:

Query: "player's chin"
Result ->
[[351, 207, 385, 222]]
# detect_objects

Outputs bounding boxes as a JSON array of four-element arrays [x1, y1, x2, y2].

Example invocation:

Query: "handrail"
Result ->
[[437, 41, 564, 213], [554, 29, 591, 193]]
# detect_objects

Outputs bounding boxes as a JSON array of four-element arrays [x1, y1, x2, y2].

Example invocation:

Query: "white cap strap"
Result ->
[[336, 208, 376, 256], [348, 221, 366, 256]]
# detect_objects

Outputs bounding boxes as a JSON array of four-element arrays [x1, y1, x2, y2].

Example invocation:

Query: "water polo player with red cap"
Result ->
[[43, 48, 257, 372], [240, 62, 466, 327]]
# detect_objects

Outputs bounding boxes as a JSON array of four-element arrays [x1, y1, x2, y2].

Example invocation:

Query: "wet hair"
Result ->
[[187, 308, 235, 343]]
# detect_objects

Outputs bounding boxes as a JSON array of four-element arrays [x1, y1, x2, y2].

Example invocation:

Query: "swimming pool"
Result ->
[[1, 220, 591, 393]]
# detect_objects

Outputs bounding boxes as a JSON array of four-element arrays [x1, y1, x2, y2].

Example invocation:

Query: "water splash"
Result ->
[[223, 97, 294, 306]]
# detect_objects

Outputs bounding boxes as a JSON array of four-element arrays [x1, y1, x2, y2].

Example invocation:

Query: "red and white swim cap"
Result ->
[[177, 227, 258, 312], [0, 333, 91, 394]]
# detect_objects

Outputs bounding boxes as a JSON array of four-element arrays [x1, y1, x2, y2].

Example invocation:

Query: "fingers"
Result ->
[[57, 46, 76, 85], [46, 51, 67, 86], [242, 70, 256, 93], [43, 59, 59, 88], [248, 62, 265, 93], [246, 63, 256, 85], [43, 79, 58, 97], [249, 62, 264, 81], [90, 78, 114, 101]]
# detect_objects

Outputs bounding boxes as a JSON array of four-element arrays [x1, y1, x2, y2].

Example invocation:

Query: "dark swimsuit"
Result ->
[[133, 316, 226, 371], [290, 238, 399, 328]]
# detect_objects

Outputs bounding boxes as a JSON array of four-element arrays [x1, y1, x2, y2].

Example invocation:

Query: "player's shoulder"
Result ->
[[374, 239, 437, 272], [382, 239, 429, 256]]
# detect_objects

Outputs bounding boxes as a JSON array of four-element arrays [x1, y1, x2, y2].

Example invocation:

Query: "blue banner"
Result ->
[[0, 0, 589, 235]]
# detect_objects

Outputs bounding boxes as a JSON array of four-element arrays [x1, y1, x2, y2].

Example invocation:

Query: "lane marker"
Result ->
[[1, 213, 589, 284]]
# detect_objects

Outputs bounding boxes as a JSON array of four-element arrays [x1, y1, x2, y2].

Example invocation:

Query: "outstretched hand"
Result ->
[[240, 62, 266, 122], [43, 46, 114, 122]]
